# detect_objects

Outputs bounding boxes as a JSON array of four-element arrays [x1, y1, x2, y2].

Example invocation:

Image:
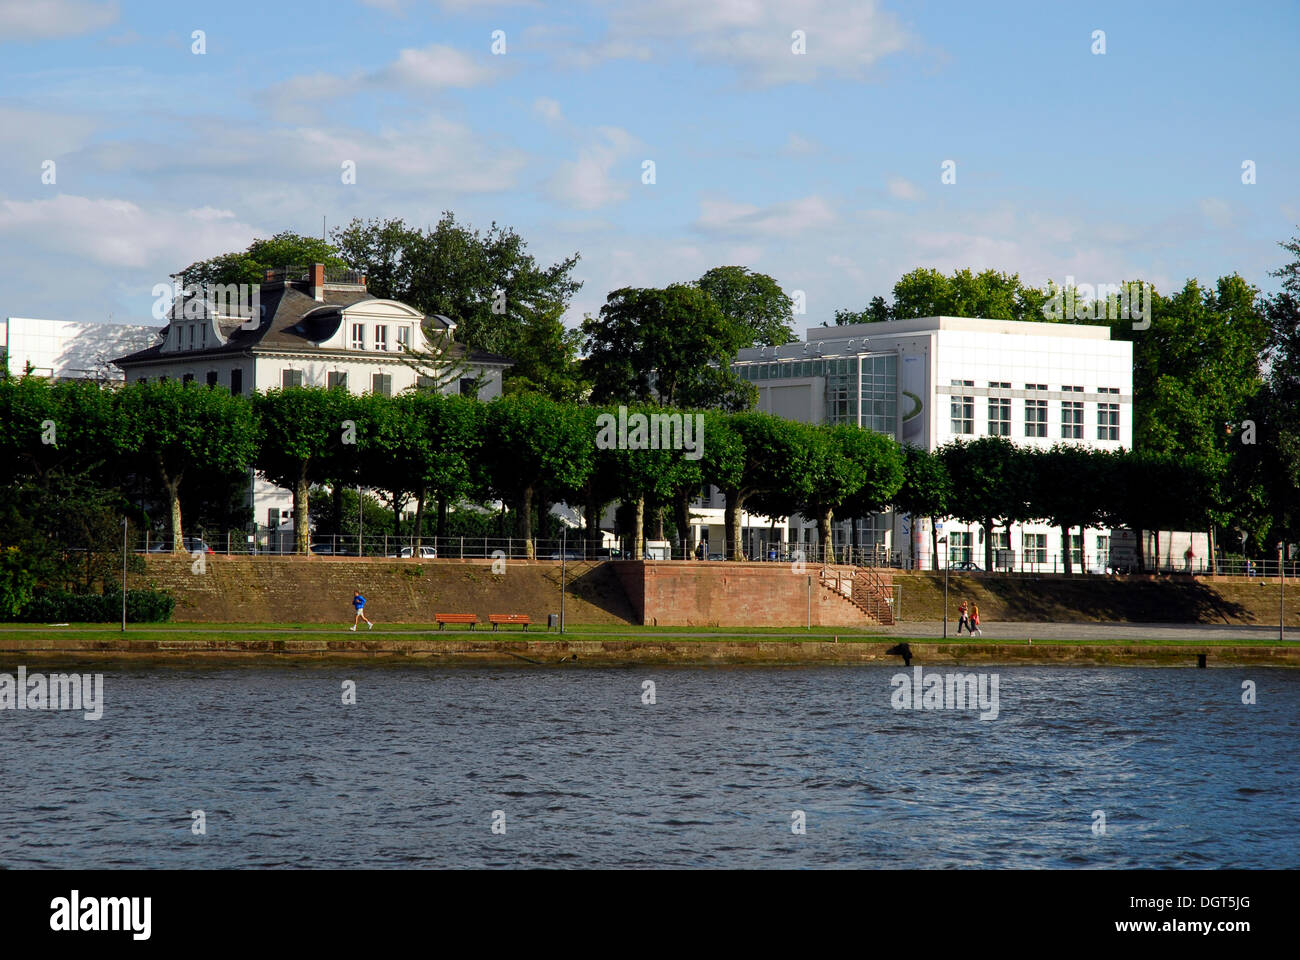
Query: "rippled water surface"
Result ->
[[1, 665, 1297, 868]]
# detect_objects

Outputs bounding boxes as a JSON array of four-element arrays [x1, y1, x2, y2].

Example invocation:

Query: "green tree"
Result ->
[[117, 380, 256, 552], [480, 394, 592, 558], [253, 388, 353, 554], [799, 424, 903, 559], [1025, 445, 1111, 575], [175, 231, 348, 288], [583, 285, 756, 410], [890, 445, 952, 570], [696, 266, 797, 347], [939, 436, 1030, 571], [332, 214, 584, 397]]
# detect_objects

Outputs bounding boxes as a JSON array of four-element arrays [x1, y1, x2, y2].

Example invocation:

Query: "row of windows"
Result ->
[[349, 324, 411, 352], [946, 531, 1110, 565], [140, 369, 479, 397], [950, 396, 1120, 440]]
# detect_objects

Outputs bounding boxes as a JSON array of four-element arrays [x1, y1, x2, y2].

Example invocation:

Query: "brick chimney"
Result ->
[[311, 263, 325, 301]]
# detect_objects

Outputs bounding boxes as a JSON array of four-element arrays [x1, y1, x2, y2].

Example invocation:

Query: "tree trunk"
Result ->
[[631, 496, 645, 559], [984, 517, 994, 571], [724, 492, 744, 561], [1061, 523, 1072, 575], [1207, 526, 1216, 575], [818, 506, 834, 560], [1153, 529, 1161, 573], [517, 487, 534, 559], [436, 497, 448, 540], [653, 504, 665, 541], [584, 487, 603, 552], [414, 488, 425, 545], [166, 480, 183, 553], [332, 483, 344, 536], [674, 490, 692, 559], [295, 471, 310, 555], [1134, 526, 1146, 573], [392, 496, 402, 540], [930, 517, 939, 571]]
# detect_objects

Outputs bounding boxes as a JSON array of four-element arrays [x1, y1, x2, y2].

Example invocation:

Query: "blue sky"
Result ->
[[2, 0, 1297, 337]]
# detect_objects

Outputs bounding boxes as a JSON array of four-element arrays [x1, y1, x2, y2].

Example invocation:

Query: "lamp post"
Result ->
[[1280, 541, 1286, 642], [560, 526, 567, 635], [938, 535, 949, 638], [121, 517, 128, 634]]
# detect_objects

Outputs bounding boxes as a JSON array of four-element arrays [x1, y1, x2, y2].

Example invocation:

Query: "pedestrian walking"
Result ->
[[957, 599, 970, 634], [350, 590, 374, 631], [970, 602, 982, 637]]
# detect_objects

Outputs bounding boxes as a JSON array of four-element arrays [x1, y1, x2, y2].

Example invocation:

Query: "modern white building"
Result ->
[[697, 315, 1134, 570], [2, 316, 161, 380], [114, 264, 512, 536]]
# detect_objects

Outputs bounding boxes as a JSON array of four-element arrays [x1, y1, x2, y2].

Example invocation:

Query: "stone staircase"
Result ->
[[817, 565, 896, 625]]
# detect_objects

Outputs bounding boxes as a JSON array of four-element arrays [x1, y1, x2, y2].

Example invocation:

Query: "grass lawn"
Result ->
[[1, 622, 1297, 647]]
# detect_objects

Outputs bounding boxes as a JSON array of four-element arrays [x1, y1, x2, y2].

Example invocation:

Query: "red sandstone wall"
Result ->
[[617, 561, 873, 627]]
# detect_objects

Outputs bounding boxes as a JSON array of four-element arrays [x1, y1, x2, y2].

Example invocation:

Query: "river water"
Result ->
[[1, 665, 1296, 868]]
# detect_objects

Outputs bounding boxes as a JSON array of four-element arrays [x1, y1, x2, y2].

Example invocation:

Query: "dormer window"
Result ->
[[375, 325, 388, 351], [350, 323, 365, 350], [397, 326, 410, 350], [188, 325, 195, 350]]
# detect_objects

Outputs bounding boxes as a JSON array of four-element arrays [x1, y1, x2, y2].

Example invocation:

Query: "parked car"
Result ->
[[148, 537, 213, 554], [547, 551, 586, 560], [708, 553, 726, 561], [950, 560, 982, 571], [390, 545, 437, 559], [310, 543, 356, 556]]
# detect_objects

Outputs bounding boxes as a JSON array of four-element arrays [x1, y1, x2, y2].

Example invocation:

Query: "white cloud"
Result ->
[[533, 97, 563, 123], [0, 193, 260, 270], [782, 133, 820, 155], [547, 126, 637, 211], [0, 0, 118, 39], [694, 194, 836, 237], [580, 0, 917, 84], [887, 177, 920, 201], [381, 44, 497, 90]]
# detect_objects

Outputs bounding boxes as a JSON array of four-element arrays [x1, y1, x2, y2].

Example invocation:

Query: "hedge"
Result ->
[[15, 588, 175, 623]]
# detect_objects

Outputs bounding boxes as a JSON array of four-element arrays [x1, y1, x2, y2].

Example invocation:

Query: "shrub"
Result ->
[[14, 588, 175, 623]]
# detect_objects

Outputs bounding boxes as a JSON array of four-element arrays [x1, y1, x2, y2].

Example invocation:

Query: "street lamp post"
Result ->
[[1280, 541, 1286, 642], [121, 517, 128, 634], [938, 535, 949, 639]]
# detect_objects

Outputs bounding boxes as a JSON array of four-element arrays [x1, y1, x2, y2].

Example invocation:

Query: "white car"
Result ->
[[394, 545, 437, 559]]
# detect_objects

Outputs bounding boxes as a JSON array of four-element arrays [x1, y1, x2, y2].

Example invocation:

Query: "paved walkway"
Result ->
[[883, 621, 1293, 642]]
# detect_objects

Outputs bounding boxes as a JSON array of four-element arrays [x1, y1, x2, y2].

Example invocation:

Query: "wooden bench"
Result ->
[[436, 613, 478, 630], [489, 614, 530, 632]]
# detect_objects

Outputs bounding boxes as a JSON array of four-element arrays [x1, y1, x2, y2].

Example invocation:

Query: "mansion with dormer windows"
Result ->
[[113, 263, 512, 534]]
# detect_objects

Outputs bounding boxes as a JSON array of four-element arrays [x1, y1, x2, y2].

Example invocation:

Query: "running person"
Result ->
[[350, 590, 374, 631]]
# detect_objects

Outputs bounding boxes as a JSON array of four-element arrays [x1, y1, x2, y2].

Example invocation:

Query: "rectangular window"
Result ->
[[1095, 535, 1110, 570], [230, 369, 242, 395], [950, 379, 974, 435], [1023, 532, 1047, 565], [375, 325, 388, 351], [327, 371, 348, 390], [459, 377, 478, 398], [1097, 388, 1119, 440], [182, 373, 194, 385], [949, 532, 972, 565], [282, 369, 303, 388], [371, 373, 392, 396], [206, 371, 218, 387], [1025, 399, 1047, 437], [188, 326, 195, 349], [988, 397, 1011, 436], [397, 326, 410, 350], [350, 324, 365, 350], [1061, 400, 1084, 438], [416, 375, 437, 392]]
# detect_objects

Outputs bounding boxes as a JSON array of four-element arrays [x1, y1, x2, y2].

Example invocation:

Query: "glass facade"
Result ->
[[733, 352, 899, 437]]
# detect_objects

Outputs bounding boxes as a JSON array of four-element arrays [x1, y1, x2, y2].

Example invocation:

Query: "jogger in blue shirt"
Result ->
[[350, 591, 374, 631]]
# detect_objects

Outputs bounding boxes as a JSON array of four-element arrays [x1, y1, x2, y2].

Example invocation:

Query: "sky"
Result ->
[[1, 0, 1297, 338]]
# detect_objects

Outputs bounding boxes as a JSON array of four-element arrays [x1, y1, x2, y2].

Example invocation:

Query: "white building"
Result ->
[[2, 316, 161, 380], [705, 315, 1134, 570], [114, 264, 512, 535]]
